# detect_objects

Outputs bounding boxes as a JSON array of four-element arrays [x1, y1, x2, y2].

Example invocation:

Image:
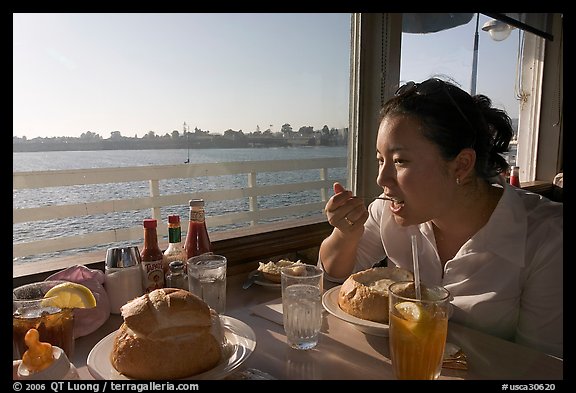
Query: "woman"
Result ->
[[319, 77, 563, 358]]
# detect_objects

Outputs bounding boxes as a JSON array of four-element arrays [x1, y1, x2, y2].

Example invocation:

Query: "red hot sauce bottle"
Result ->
[[184, 199, 213, 261], [510, 166, 521, 187], [140, 218, 165, 293]]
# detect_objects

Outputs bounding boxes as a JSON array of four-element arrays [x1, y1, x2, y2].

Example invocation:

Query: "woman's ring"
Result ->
[[344, 216, 354, 226]]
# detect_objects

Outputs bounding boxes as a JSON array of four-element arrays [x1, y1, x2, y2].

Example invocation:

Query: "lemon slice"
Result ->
[[395, 301, 424, 321], [43, 282, 97, 309]]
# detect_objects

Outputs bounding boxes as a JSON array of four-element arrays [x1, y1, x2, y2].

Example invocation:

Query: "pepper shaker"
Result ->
[[165, 260, 189, 291]]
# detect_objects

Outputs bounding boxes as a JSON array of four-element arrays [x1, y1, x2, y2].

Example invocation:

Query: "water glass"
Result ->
[[388, 281, 450, 380], [187, 254, 227, 314], [13, 281, 75, 359], [281, 264, 323, 350]]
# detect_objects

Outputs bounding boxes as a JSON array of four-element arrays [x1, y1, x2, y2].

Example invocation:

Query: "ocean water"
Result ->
[[13, 146, 348, 265], [13, 146, 347, 171]]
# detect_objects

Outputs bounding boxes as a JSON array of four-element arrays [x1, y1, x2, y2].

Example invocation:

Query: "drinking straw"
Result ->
[[411, 233, 422, 300]]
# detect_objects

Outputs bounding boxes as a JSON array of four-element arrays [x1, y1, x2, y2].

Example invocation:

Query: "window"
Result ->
[[349, 12, 562, 211], [400, 13, 521, 135], [397, 13, 563, 183], [13, 13, 353, 270]]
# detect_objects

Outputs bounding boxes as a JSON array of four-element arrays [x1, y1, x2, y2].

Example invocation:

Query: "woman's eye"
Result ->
[[377, 157, 406, 166]]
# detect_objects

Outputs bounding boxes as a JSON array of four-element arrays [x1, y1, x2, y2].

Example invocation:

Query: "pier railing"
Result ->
[[13, 157, 347, 262]]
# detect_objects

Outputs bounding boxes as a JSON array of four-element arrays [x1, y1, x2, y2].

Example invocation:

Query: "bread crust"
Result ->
[[338, 267, 413, 324], [111, 288, 223, 379], [262, 272, 282, 283], [111, 323, 221, 379], [120, 287, 212, 338]]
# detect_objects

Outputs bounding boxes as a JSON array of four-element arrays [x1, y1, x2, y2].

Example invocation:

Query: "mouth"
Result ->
[[387, 196, 405, 212], [384, 194, 403, 203]]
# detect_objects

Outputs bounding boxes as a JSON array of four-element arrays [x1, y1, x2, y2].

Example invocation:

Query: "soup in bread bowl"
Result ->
[[338, 267, 414, 324]]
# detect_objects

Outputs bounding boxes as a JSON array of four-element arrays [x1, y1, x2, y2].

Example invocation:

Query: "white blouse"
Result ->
[[322, 183, 563, 358]]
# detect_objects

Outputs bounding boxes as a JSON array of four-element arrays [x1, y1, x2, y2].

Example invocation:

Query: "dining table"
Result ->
[[62, 270, 563, 381]]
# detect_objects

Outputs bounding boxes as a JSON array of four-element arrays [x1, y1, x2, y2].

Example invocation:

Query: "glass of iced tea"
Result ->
[[388, 281, 450, 380], [13, 281, 75, 359]]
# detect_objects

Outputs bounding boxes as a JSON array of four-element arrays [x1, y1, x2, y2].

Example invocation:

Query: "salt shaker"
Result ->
[[105, 246, 144, 314], [165, 260, 189, 290]]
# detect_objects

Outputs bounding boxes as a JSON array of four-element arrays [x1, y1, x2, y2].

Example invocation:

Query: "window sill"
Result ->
[[521, 181, 562, 202], [13, 216, 333, 287]]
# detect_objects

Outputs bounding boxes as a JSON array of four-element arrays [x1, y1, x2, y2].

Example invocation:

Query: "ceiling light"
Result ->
[[482, 19, 515, 41]]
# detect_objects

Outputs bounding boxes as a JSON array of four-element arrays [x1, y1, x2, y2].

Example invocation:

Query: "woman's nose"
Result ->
[[376, 161, 395, 188]]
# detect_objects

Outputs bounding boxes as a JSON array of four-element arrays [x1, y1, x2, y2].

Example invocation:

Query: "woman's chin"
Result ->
[[392, 212, 419, 228], [393, 215, 410, 227]]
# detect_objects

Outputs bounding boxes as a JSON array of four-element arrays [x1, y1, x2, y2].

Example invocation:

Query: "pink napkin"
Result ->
[[46, 265, 111, 338]]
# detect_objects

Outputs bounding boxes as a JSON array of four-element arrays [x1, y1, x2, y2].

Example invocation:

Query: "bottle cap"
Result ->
[[169, 260, 184, 271], [143, 218, 157, 228], [168, 215, 180, 224], [189, 199, 205, 207]]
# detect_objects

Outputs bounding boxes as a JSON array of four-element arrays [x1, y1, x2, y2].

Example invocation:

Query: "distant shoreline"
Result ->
[[12, 143, 293, 153], [13, 133, 347, 153]]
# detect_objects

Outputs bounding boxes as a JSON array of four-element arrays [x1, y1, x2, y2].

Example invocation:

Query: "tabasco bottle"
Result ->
[[140, 218, 165, 293], [184, 199, 213, 261], [163, 214, 185, 276]]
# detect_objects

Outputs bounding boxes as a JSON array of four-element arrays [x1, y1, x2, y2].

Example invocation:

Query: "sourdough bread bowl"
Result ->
[[338, 267, 414, 324], [110, 288, 224, 380]]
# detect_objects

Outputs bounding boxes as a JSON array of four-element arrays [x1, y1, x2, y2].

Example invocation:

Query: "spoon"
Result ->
[[354, 196, 396, 202], [442, 342, 468, 370], [323, 196, 396, 216], [242, 270, 261, 289]]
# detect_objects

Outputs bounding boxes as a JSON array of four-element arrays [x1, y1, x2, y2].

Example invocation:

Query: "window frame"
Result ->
[[522, 13, 563, 182]]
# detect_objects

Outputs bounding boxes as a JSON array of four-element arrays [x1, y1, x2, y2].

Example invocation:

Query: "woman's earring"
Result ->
[[456, 177, 461, 185]]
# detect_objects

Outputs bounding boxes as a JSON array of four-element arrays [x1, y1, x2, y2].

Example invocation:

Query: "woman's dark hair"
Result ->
[[379, 77, 513, 180]]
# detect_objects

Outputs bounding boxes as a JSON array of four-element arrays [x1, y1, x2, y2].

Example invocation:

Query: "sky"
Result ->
[[13, 13, 521, 139]]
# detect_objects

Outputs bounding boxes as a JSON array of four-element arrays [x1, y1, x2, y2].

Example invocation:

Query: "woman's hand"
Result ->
[[324, 182, 369, 234], [319, 182, 369, 279]]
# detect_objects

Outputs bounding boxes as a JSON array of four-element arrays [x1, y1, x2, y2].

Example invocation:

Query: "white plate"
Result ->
[[87, 315, 256, 380], [248, 270, 281, 288], [322, 285, 389, 337]]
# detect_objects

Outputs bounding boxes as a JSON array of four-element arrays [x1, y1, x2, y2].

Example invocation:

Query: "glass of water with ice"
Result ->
[[281, 264, 323, 350], [187, 254, 227, 314]]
